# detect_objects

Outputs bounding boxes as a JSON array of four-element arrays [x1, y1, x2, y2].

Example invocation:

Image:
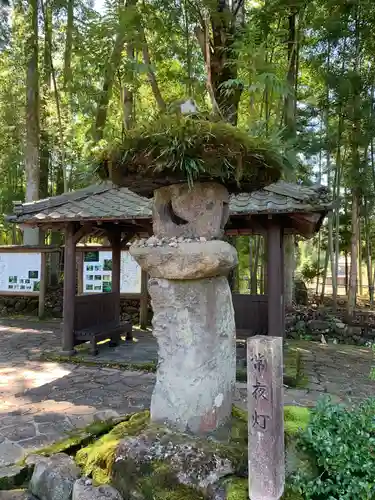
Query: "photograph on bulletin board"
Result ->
[[84, 251, 99, 263]]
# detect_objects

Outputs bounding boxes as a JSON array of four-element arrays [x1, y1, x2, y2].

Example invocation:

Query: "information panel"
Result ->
[[0, 252, 41, 293], [83, 250, 141, 294]]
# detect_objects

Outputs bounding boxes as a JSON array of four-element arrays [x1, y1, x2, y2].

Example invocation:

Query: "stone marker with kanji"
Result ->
[[247, 335, 285, 500]]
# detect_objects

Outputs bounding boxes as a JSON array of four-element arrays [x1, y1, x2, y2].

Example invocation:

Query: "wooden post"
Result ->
[[77, 250, 84, 295], [140, 270, 148, 329], [263, 232, 268, 294], [267, 220, 283, 336], [247, 335, 285, 500], [38, 251, 47, 319], [281, 228, 286, 334], [62, 223, 76, 355], [110, 231, 121, 325]]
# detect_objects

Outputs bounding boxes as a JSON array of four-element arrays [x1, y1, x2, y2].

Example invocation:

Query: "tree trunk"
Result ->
[[345, 250, 349, 294], [140, 25, 166, 112], [282, 10, 299, 307], [93, 0, 137, 141], [348, 4, 361, 316], [24, 0, 40, 245], [333, 112, 343, 311], [364, 198, 373, 304], [251, 236, 261, 294], [64, 0, 73, 92], [348, 192, 359, 315], [358, 221, 363, 296], [39, 0, 51, 200], [315, 232, 321, 295], [320, 246, 329, 302], [284, 235, 295, 307], [195, 1, 244, 124], [259, 237, 265, 294], [123, 43, 135, 131]]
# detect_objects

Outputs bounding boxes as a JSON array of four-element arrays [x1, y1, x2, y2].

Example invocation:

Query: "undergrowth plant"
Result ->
[[290, 397, 375, 499]]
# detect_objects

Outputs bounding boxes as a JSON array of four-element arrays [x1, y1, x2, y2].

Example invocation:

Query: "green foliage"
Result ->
[[96, 115, 290, 195], [284, 406, 310, 437], [299, 261, 323, 285], [290, 398, 375, 499]]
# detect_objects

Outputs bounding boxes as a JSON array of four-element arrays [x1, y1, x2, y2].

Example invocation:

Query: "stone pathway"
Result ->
[[0, 318, 375, 467]]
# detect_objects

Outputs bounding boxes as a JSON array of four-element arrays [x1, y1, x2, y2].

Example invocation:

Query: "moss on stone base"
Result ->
[[225, 477, 248, 500], [75, 410, 150, 484], [135, 462, 204, 500], [73, 406, 313, 499]]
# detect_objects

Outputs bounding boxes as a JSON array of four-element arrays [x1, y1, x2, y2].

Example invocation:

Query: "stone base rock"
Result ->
[[112, 427, 234, 500], [148, 276, 236, 434], [0, 465, 30, 491], [130, 240, 237, 280], [29, 453, 80, 500]]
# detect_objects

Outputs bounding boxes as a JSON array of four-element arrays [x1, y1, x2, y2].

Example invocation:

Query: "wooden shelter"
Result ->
[[7, 180, 332, 353]]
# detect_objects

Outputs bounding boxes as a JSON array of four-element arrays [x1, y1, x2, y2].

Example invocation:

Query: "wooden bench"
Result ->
[[73, 292, 132, 355]]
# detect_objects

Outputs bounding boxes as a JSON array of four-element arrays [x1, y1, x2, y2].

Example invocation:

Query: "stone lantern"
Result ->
[[97, 110, 284, 435], [130, 182, 237, 434]]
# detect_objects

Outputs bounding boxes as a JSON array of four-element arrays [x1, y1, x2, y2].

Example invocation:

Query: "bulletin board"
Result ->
[[0, 252, 41, 293], [82, 250, 141, 294]]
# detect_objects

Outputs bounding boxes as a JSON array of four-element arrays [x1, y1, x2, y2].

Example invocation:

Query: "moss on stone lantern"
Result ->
[[95, 115, 290, 196]]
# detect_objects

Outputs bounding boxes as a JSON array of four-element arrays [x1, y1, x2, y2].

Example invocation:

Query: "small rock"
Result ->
[[199, 236, 207, 242], [73, 478, 123, 500], [146, 236, 158, 246], [169, 242, 178, 248], [177, 236, 185, 243], [0, 440, 24, 466], [307, 319, 331, 332], [0, 464, 29, 490], [347, 325, 363, 336], [25, 454, 46, 467], [320, 334, 327, 345], [30, 453, 80, 500]]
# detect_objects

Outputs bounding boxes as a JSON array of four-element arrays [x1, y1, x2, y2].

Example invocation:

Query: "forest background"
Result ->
[[0, 0, 374, 314]]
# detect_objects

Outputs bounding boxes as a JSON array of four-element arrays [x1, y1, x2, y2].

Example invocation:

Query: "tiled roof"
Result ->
[[7, 181, 332, 224], [8, 183, 152, 223], [229, 181, 332, 215]]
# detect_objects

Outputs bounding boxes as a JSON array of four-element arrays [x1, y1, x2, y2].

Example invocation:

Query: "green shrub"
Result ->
[[290, 397, 375, 499]]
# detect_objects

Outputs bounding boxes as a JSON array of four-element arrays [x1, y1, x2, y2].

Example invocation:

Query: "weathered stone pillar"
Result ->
[[130, 182, 237, 435]]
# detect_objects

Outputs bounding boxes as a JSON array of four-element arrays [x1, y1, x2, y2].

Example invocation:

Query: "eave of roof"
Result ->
[[6, 180, 333, 225]]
